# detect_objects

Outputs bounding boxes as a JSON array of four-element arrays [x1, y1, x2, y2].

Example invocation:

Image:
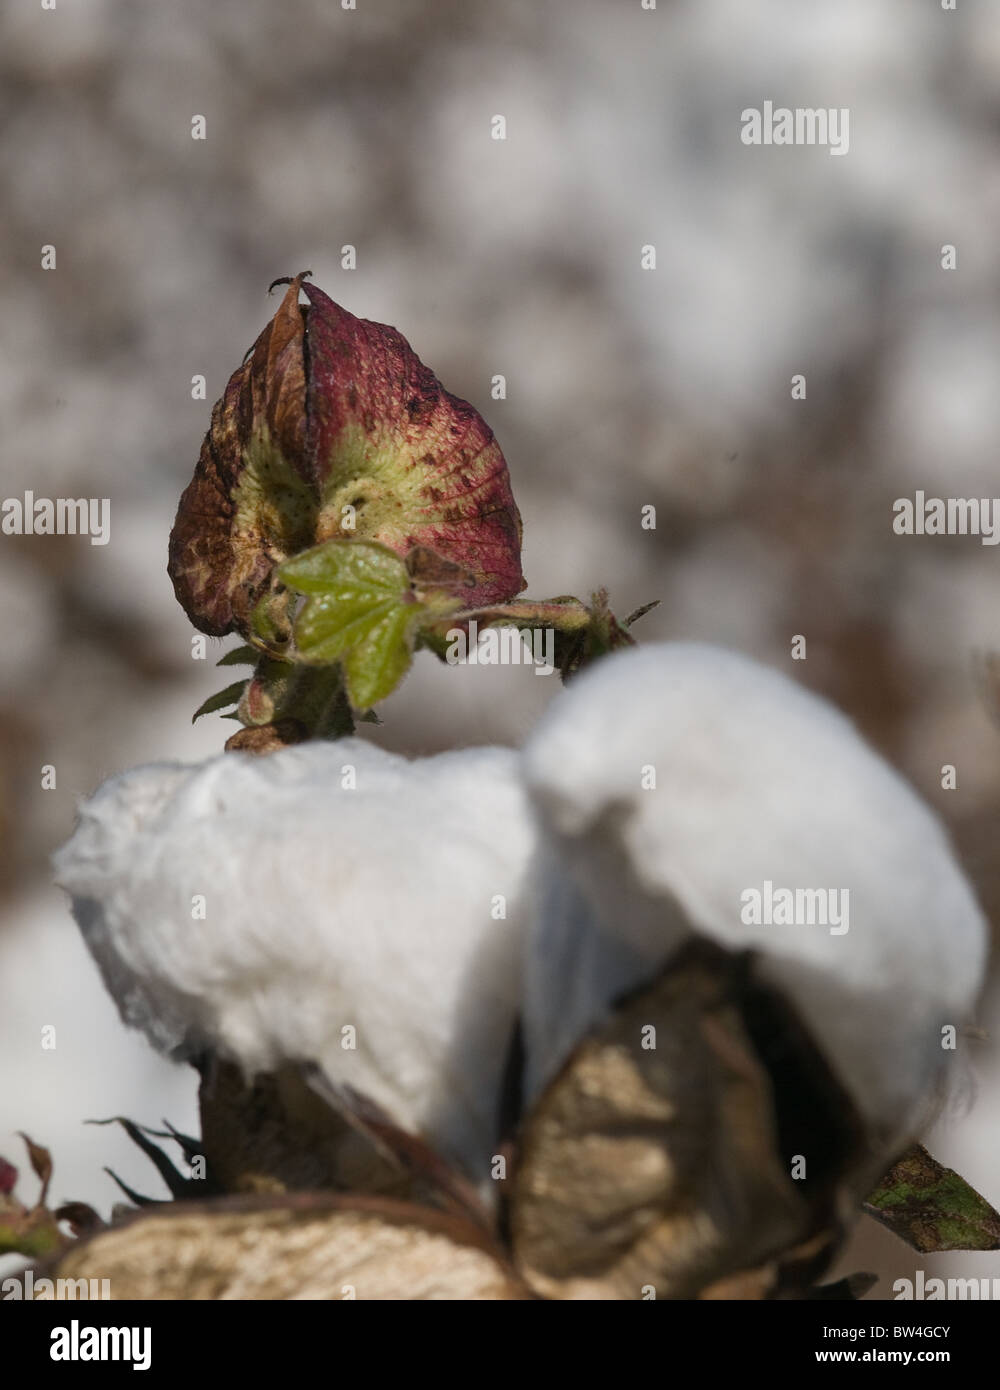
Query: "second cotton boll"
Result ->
[[520, 641, 988, 1165]]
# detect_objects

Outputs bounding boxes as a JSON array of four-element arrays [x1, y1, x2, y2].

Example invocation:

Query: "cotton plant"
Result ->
[[13, 274, 995, 1299]]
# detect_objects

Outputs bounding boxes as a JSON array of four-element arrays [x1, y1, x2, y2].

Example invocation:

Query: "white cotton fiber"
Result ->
[[53, 738, 535, 1183], [521, 642, 987, 1148]]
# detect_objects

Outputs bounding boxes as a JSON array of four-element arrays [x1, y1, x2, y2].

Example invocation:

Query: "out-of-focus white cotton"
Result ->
[[521, 642, 988, 1150]]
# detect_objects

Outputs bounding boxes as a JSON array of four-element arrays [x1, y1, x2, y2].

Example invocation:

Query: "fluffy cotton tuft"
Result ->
[[53, 641, 989, 1190], [53, 738, 535, 1183], [521, 642, 988, 1148]]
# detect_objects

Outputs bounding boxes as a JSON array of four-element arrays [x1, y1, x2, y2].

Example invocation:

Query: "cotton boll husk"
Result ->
[[521, 642, 987, 1153], [53, 739, 535, 1184]]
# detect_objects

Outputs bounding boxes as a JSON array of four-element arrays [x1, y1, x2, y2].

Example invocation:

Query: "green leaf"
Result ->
[[340, 605, 415, 711], [864, 1143, 1000, 1252], [192, 680, 248, 724], [279, 541, 424, 710], [280, 538, 410, 596], [216, 644, 260, 667]]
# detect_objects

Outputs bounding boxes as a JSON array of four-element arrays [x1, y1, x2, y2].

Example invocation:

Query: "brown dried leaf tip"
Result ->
[[0, 1135, 93, 1262], [168, 272, 524, 640]]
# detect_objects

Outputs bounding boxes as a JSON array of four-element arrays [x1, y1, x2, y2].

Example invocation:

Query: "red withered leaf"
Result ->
[[169, 274, 523, 639]]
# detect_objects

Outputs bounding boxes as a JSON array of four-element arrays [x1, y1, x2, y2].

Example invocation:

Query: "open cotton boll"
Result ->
[[52, 738, 535, 1183], [521, 642, 987, 1151]]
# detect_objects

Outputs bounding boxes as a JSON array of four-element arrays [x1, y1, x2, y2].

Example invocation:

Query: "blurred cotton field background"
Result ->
[[2, 0, 1000, 1295]]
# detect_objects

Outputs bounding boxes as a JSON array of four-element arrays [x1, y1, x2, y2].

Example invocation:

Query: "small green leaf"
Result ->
[[279, 541, 425, 710], [216, 644, 260, 667], [192, 680, 248, 724], [340, 604, 416, 711], [864, 1143, 1000, 1252], [280, 538, 411, 597], [293, 591, 399, 663]]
